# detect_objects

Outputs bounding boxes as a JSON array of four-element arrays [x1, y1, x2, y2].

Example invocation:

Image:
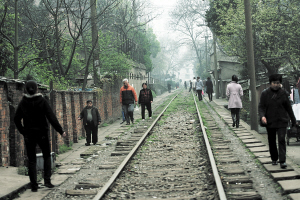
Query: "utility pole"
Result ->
[[14, 0, 18, 79], [244, 0, 258, 131], [213, 33, 219, 99], [205, 36, 208, 71]]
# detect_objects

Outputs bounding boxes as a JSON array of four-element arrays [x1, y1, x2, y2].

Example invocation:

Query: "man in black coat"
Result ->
[[259, 74, 296, 169], [78, 100, 101, 146], [138, 83, 153, 121], [14, 80, 66, 192], [206, 77, 214, 102]]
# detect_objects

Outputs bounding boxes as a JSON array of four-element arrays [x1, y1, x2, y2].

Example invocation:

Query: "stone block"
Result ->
[[278, 180, 300, 194], [271, 171, 300, 181], [263, 164, 294, 173]]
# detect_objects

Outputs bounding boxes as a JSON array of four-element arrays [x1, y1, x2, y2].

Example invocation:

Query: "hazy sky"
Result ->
[[148, 0, 178, 40]]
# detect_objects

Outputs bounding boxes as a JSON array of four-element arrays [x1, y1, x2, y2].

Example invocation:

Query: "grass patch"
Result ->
[[101, 123, 109, 127], [59, 142, 73, 154], [78, 136, 85, 140], [17, 166, 28, 176]]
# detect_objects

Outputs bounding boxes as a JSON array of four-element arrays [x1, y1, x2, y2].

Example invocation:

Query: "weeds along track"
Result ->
[[96, 91, 218, 200]]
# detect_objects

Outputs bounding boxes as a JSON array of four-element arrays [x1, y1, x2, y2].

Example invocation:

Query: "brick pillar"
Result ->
[[79, 92, 84, 137], [61, 92, 69, 146], [70, 92, 78, 143]]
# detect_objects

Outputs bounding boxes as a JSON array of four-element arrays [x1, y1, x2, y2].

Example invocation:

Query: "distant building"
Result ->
[[210, 50, 243, 98]]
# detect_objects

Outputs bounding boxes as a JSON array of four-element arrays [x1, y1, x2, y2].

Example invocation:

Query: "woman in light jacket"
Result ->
[[226, 75, 243, 128]]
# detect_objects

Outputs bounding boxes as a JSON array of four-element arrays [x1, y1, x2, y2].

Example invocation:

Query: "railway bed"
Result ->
[[40, 91, 300, 200]]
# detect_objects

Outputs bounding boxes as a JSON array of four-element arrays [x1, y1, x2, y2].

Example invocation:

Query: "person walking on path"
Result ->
[[184, 81, 187, 89], [120, 110, 126, 124], [202, 78, 206, 97], [226, 75, 243, 128], [189, 80, 192, 92], [78, 100, 101, 146], [259, 74, 296, 169], [14, 80, 66, 192], [196, 77, 204, 101], [138, 83, 153, 121], [192, 77, 197, 95], [206, 77, 214, 102], [120, 79, 138, 125], [167, 82, 171, 93]]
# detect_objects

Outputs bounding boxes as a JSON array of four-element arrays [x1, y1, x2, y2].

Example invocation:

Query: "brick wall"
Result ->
[[0, 79, 123, 167]]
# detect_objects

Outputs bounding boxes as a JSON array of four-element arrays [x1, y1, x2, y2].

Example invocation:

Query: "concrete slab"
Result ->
[[245, 143, 265, 148], [0, 167, 29, 199], [241, 139, 261, 144], [271, 171, 300, 181], [264, 164, 294, 173], [239, 136, 255, 140], [248, 146, 269, 152], [253, 152, 270, 158], [236, 133, 253, 137], [278, 180, 300, 194], [257, 157, 272, 164], [288, 193, 300, 200]]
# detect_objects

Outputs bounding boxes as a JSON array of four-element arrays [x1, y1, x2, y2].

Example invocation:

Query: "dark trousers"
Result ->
[[141, 103, 152, 119], [231, 108, 240, 121], [122, 104, 134, 123], [189, 86, 192, 92], [24, 131, 52, 188], [85, 122, 98, 144], [267, 127, 287, 162], [197, 90, 202, 101], [207, 92, 213, 101]]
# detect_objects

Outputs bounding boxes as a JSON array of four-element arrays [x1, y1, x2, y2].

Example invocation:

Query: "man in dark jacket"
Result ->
[[206, 77, 213, 102], [14, 80, 66, 192], [259, 74, 296, 169], [120, 79, 138, 125], [138, 83, 153, 121], [78, 100, 101, 146]]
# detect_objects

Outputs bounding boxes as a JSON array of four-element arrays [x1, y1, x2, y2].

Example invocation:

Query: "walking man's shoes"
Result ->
[[280, 162, 287, 169], [272, 160, 278, 165], [120, 121, 125, 124], [93, 143, 97, 145], [126, 122, 130, 125], [31, 186, 39, 192], [44, 182, 55, 188], [85, 143, 90, 146]]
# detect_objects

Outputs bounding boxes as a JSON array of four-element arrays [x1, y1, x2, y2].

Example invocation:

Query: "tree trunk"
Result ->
[[90, 0, 100, 86], [54, 11, 63, 76], [14, 0, 18, 79]]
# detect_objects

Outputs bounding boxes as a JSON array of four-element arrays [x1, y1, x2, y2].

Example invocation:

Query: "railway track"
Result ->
[[43, 90, 292, 200]]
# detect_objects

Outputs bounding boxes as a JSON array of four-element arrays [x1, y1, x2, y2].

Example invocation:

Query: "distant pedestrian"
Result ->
[[206, 77, 214, 102], [192, 77, 197, 95], [259, 74, 296, 169], [138, 83, 153, 121], [120, 79, 138, 125], [184, 81, 187, 89], [167, 82, 171, 93], [189, 80, 192, 92], [14, 80, 66, 192], [226, 75, 243, 128], [78, 100, 101, 146], [196, 77, 204, 101]]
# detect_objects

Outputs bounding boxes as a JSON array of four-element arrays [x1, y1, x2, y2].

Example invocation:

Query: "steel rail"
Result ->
[[93, 93, 179, 200], [193, 94, 227, 200]]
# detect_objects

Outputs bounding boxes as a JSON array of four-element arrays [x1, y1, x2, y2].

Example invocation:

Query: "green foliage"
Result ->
[[59, 143, 72, 154], [17, 166, 28, 176], [101, 123, 109, 127], [206, 0, 300, 80], [152, 90, 157, 98]]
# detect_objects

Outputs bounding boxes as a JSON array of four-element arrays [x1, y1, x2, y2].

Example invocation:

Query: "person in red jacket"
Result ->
[[120, 79, 138, 125], [14, 80, 66, 192]]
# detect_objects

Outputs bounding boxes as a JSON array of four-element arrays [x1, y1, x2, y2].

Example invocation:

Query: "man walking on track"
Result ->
[[120, 79, 138, 125], [78, 100, 101, 146], [14, 80, 66, 192], [138, 83, 153, 121]]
